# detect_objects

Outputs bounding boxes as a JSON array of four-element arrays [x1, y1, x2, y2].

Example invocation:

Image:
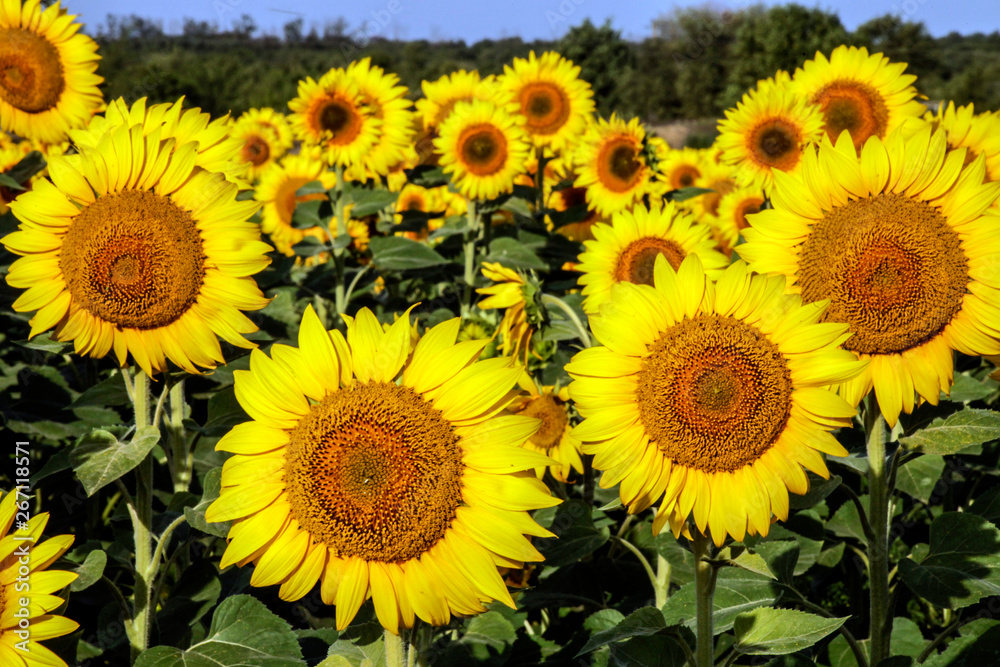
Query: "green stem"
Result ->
[[385, 628, 406, 667], [333, 164, 348, 315], [461, 199, 480, 319], [541, 293, 591, 348], [128, 370, 154, 663], [535, 146, 545, 212], [167, 379, 191, 493], [691, 528, 717, 667], [655, 554, 671, 608], [866, 394, 892, 665]]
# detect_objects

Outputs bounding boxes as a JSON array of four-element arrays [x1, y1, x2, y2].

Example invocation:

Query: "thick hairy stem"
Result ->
[[865, 394, 892, 665], [691, 529, 717, 667]]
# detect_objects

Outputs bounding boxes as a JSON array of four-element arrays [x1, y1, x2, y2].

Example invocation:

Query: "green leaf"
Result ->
[[788, 475, 842, 510], [70, 550, 107, 592], [890, 616, 928, 659], [656, 531, 696, 587], [899, 408, 1000, 455], [733, 607, 847, 655], [661, 573, 779, 633], [291, 199, 323, 229], [463, 611, 517, 649], [0, 172, 24, 190], [349, 189, 399, 217], [945, 372, 998, 403], [15, 332, 67, 354], [585, 609, 626, 634], [577, 607, 666, 656], [969, 486, 1000, 525], [134, 594, 302, 666], [70, 372, 132, 408], [766, 658, 818, 667], [199, 386, 249, 436], [295, 179, 327, 197], [70, 426, 161, 496], [609, 634, 689, 666], [292, 235, 327, 257], [828, 497, 868, 543], [537, 499, 610, 566], [369, 236, 446, 270], [898, 511, 1000, 609], [922, 619, 1000, 667], [895, 455, 946, 504], [665, 186, 714, 202], [7, 151, 46, 184], [731, 550, 776, 580], [185, 468, 229, 538], [754, 541, 799, 584], [483, 237, 547, 270]]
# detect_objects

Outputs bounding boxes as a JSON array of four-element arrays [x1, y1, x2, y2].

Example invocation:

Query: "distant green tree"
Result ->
[[853, 15, 937, 78], [557, 19, 635, 116]]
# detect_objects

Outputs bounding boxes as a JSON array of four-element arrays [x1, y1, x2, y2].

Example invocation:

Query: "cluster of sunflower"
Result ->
[[4, 0, 1000, 662]]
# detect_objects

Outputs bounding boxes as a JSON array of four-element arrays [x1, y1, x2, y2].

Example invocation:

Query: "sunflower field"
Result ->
[[5, 0, 1000, 666]]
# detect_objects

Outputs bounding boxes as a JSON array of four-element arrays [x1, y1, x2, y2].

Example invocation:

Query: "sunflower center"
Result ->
[[520, 82, 570, 135], [636, 315, 792, 473], [799, 193, 968, 355], [0, 28, 65, 114], [519, 394, 568, 450], [672, 165, 700, 190], [284, 381, 464, 562], [459, 125, 508, 176], [315, 97, 362, 146], [751, 119, 801, 170], [614, 237, 686, 286], [59, 190, 206, 330], [598, 139, 644, 193], [813, 80, 889, 148], [241, 135, 271, 166], [736, 197, 764, 231]]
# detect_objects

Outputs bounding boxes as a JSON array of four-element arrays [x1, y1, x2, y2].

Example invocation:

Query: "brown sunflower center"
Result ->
[[636, 315, 792, 473], [597, 138, 644, 193], [241, 135, 271, 166], [284, 381, 464, 562], [614, 237, 686, 286], [59, 190, 206, 330], [813, 79, 889, 148], [518, 394, 568, 450], [750, 119, 802, 170], [314, 97, 363, 146], [736, 197, 764, 231], [671, 165, 701, 190], [0, 28, 65, 114], [459, 125, 508, 176], [798, 193, 968, 355], [519, 82, 570, 136]]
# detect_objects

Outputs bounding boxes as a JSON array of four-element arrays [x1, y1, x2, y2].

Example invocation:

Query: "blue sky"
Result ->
[[68, 0, 1000, 41]]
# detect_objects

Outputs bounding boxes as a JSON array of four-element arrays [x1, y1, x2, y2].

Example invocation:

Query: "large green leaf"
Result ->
[[894, 455, 946, 504], [944, 372, 998, 403], [349, 188, 399, 217], [369, 236, 447, 270], [899, 409, 1000, 455], [70, 426, 161, 496], [185, 467, 229, 538], [733, 607, 846, 655], [577, 607, 666, 656], [898, 512, 1000, 609], [922, 618, 1000, 666], [661, 573, 779, 634], [70, 549, 107, 592], [134, 594, 302, 666], [537, 499, 610, 566], [483, 237, 546, 270]]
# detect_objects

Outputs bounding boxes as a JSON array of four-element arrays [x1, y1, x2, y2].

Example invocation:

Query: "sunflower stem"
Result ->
[[127, 369, 155, 663], [691, 528, 717, 667], [167, 379, 191, 493], [461, 199, 480, 318], [534, 146, 545, 212], [655, 553, 671, 608], [385, 628, 406, 667], [541, 293, 591, 348], [333, 164, 348, 315], [865, 394, 892, 665]]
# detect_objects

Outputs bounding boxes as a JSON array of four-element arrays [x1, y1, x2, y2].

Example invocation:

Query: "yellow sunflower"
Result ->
[[501, 51, 594, 152], [0, 0, 103, 144], [205, 306, 558, 633], [547, 183, 601, 242], [346, 58, 415, 178], [289, 68, 380, 169], [567, 255, 866, 545], [237, 107, 293, 153], [232, 108, 293, 182], [691, 160, 738, 224], [435, 99, 530, 201], [3, 121, 272, 376], [739, 128, 1000, 426], [395, 183, 444, 241], [0, 490, 78, 667], [255, 153, 337, 256], [476, 262, 536, 363], [0, 141, 33, 214], [573, 115, 654, 217], [657, 147, 706, 192], [576, 200, 728, 315], [926, 101, 1000, 182], [714, 186, 766, 256], [716, 77, 825, 194], [508, 378, 583, 483], [790, 45, 926, 151], [417, 70, 506, 133]]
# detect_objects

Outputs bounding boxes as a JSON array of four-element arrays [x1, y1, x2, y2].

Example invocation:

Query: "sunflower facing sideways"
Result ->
[[0, 0, 103, 144], [507, 377, 583, 483], [790, 45, 925, 151], [255, 153, 338, 256], [926, 101, 1000, 182], [435, 99, 530, 201], [0, 490, 78, 667], [2, 121, 272, 376], [567, 255, 866, 545], [232, 108, 294, 182], [573, 116, 656, 218], [206, 306, 559, 633], [714, 185, 766, 256], [576, 200, 728, 314], [739, 128, 1000, 426]]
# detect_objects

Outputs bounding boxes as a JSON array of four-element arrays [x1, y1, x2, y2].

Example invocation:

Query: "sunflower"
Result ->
[[716, 77, 825, 194], [0, 490, 78, 666], [791, 45, 926, 151], [417, 70, 506, 133], [0, 141, 33, 214], [255, 154, 338, 256], [739, 128, 1000, 426], [289, 68, 381, 169], [573, 116, 654, 217], [508, 379, 583, 483], [501, 51, 594, 153], [0, 0, 103, 144], [395, 183, 444, 241], [714, 186, 766, 256], [926, 101, 1000, 182], [205, 306, 558, 633], [657, 147, 706, 192], [691, 160, 738, 224], [548, 183, 600, 242], [345, 58, 415, 178], [477, 262, 537, 363], [3, 121, 272, 376], [232, 108, 293, 182], [576, 200, 728, 315], [567, 255, 866, 545], [435, 99, 530, 201]]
